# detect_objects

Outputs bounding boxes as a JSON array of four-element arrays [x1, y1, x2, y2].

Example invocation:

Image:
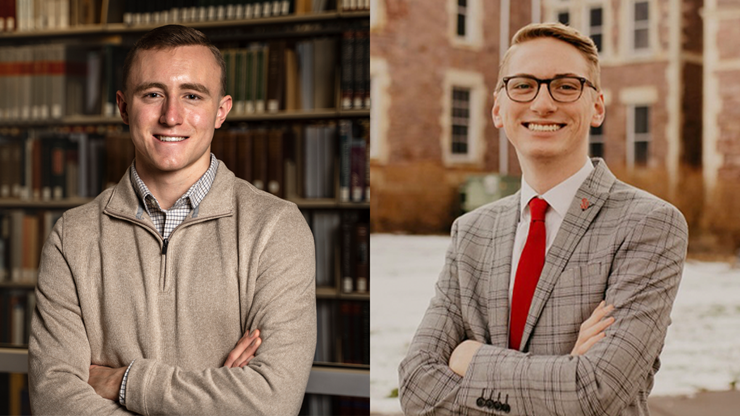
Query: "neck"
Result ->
[[520, 155, 588, 195], [134, 157, 210, 210]]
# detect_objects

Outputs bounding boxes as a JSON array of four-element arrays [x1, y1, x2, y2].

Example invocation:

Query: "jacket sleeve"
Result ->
[[29, 216, 135, 415], [398, 218, 467, 414], [400, 204, 688, 416], [121, 204, 317, 416]]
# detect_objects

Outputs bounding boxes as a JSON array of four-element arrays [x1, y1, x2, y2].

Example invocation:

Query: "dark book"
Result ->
[[340, 210, 358, 293], [267, 128, 285, 198], [235, 130, 253, 183], [266, 40, 286, 113], [338, 119, 352, 202], [340, 31, 354, 109], [353, 30, 365, 109], [349, 129, 366, 202], [252, 128, 268, 191], [355, 223, 368, 293]]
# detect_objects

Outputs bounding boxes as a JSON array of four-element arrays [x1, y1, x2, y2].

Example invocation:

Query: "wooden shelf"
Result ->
[[315, 286, 369, 300], [0, 110, 369, 127], [0, 11, 370, 40], [0, 281, 36, 289], [0, 198, 94, 209]]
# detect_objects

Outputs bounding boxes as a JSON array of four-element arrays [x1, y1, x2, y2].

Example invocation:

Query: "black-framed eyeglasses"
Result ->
[[501, 75, 598, 103]]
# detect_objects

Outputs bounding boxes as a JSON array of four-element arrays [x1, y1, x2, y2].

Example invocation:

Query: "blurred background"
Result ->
[[369, 0, 740, 415]]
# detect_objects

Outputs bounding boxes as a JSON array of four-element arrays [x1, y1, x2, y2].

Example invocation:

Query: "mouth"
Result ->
[[523, 122, 566, 132], [154, 135, 189, 142]]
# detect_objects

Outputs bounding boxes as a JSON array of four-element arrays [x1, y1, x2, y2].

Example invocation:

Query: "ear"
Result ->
[[492, 91, 504, 128], [116, 90, 129, 125], [590, 92, 606, 127], [214, 95, 233, 129]]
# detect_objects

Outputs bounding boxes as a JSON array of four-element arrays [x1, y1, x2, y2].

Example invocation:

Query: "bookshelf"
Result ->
[[0, 1, 370, 415]]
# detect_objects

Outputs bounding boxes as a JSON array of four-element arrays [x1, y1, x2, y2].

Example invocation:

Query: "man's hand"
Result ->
[[223, 329, 262, 368], [571, 301, 615, 356], [88, 364, 127, 401], [449, 340, 483, 377]]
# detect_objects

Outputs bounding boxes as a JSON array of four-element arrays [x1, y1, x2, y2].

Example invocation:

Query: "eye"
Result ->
[[185, 94, 200, 100], [144, 92, 161, 98]]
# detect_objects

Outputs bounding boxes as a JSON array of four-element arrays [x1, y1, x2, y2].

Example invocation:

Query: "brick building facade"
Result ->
[[371, 0, 720, 243]]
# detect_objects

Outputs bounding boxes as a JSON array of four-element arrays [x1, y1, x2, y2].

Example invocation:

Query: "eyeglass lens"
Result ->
[[506, 77, 583, 103]]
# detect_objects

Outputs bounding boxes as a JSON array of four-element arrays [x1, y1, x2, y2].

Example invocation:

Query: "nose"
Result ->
[[159, 97, 184, 126], [529, 83, 557, 114]]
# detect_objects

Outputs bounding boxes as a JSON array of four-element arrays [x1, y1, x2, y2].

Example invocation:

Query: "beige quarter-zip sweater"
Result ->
[[29, 161, 317, 415]]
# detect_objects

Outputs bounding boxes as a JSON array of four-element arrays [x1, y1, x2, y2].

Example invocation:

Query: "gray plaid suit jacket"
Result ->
[[398, 159, 688, 416]]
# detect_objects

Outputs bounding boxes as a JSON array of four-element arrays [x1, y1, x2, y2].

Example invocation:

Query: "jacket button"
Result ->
[[485, 399, 495, 409], [502, 403, 511, 413], [476, 397, 485, 408]]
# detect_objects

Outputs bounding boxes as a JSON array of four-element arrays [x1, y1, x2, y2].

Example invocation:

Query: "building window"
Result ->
[[451, 87, 471, 155], [588, 6, 603, 52], [456, 0, 467, 37], [557, 11, 570, 25], [589, 123, 604, 158], [632, 1, 650, 51], [628, 105, 650, 167]]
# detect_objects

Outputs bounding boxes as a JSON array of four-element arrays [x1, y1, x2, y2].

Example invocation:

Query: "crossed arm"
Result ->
[[399, 204, 688, 416], [87, 329, 263, 401], [448, 301, 616, 377]]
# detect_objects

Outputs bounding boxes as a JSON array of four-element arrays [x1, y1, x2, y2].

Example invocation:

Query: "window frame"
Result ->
[[627, 104, 651, 168]]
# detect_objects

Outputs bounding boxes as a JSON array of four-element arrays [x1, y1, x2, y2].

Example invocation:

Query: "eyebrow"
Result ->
[[509, 72, 585, 79], [133, 82, 212, 97]]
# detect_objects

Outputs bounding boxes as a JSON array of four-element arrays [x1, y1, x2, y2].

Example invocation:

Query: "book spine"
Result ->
[[267, 128, 285, 198], [340, 31, 353, 110], [349, 132, 366, 202], [353, 30, 365, 109], [355, 222, 368, 292]]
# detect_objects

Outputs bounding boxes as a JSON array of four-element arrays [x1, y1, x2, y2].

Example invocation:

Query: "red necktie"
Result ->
[[509, 197, 549, 350]]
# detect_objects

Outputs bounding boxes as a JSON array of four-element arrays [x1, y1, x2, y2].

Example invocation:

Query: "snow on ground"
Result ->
[[370, 234, 740, 414]]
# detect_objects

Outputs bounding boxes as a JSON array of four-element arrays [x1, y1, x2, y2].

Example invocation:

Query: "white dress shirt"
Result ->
[[508, 158, 595, 303]]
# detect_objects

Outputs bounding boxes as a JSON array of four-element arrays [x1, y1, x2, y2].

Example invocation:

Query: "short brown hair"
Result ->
[[121, 25, 226, 97], [497, 23, 601, 91]]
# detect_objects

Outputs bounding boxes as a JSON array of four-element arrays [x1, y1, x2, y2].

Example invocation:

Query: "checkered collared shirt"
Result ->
[[130, 154, 218, 240], [118, 154, 218, 407]]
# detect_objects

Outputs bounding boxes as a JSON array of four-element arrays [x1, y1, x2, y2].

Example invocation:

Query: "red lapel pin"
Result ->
[[580, 198, 590, 211]]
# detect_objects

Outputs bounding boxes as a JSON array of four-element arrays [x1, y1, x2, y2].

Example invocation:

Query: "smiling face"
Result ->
[[492, 37, 605, 174], [116, 45, 232, 183]]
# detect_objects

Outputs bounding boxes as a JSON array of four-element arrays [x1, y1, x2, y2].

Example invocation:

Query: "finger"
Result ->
[[579, 315, 615, 341], [577, 331, 607, 355], [233, 337, 262, 368], [580, 304, 614, 334], [224, 330, 260, 368]]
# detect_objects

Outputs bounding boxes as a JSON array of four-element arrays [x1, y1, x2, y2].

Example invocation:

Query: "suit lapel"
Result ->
[[486, 193, 520, 347], [518, 159, 617, 351]]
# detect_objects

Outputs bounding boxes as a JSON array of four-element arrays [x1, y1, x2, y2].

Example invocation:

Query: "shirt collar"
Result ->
[[130, 153, 219, 213], [519, 158, 594, 219]]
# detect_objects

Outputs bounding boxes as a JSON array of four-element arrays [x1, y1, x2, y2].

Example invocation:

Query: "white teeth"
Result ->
[[527, 124, 562, 132], [156, 136, 187, 142]]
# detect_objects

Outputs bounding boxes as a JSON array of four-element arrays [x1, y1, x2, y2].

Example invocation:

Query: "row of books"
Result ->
[[304, 209, 368, 292], [0, 0, 118, 31], [0, 131, 110, 201], [0, 44, 124, 121], [315, 299, 369, 365], [340, 30, 370, 110], [0, 122, 370, 203], [222, 37, 345, 115], [0, 210, 62, 283], [121, 0, 334, 26], [0, 289, 35, 344], [0, 0, 345, 32], [0, 373, 30, 416], [299, 394, 369, 416], [0, 34, 369, 121]]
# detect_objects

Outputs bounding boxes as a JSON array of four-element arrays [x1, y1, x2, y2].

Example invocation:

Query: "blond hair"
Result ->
[[497, 23, 601, 91]]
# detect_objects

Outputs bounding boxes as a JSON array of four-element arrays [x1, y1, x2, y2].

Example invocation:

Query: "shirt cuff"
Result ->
[[119, 359, 136, 406]]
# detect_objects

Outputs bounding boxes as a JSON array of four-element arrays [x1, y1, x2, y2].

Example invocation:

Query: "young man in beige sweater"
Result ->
[[29, 25, 316, 415]]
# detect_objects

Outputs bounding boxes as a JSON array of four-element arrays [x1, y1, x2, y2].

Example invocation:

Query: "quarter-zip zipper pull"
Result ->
[[162, 238, 169, 255]]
